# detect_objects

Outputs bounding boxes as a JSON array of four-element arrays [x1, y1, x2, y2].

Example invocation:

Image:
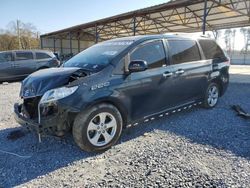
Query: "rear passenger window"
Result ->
[[199, 39, 225, 60], [36, 52, 51, 59], [131, 40, 166, 69], [168, 40, 201, 64], [16, 52, 33, 61], [0, 52, 13, 62]]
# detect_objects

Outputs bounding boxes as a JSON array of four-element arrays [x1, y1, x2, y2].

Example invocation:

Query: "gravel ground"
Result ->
[[0, 82, 250, 187]]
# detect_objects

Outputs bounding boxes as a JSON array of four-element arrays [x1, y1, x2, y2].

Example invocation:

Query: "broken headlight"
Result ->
[[40, 86, 78, 104]]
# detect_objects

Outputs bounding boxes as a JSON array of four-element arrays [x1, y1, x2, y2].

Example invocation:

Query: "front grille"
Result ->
[[23, 97, 41, 119]]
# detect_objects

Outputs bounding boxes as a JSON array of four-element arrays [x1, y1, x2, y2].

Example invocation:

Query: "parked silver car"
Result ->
[[0, 50, 60, 83]]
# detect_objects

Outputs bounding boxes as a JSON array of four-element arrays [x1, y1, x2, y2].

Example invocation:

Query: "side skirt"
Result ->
[[126, 100, 203, 128]]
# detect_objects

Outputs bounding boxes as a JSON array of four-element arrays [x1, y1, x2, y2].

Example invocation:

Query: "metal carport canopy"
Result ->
[[40, 0, 250, 46]]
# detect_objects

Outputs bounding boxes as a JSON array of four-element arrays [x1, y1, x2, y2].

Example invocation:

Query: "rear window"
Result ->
[[168, 40, 201, 64], [198, 39, 225, 60], [16, 52, 33, 61], [36, 52, 51, 59], [0, 52, 13, 63]]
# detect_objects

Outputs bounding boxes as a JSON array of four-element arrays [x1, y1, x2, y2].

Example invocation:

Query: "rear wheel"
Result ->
[[203, 82, 220, 108], [72, 103, 123, 152]]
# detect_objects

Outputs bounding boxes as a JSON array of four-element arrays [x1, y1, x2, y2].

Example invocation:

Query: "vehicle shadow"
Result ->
[[0, 127, 96, 187], [0, 83, 249, 187], [122, 83, 250, 159]]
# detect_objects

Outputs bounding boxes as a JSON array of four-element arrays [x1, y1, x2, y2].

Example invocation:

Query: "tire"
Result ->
[[203, 82, 220, 109], [72, 103, 123, 152]]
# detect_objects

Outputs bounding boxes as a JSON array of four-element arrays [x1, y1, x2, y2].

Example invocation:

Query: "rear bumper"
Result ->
[[220, 70, 230, 96]]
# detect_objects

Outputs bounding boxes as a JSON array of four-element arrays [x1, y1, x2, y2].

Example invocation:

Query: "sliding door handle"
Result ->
[[163, 72, 173, 78], [175, 69, 184, 75]]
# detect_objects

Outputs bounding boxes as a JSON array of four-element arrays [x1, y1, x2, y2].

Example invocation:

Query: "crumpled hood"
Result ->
[[20, 67, 86, 98]]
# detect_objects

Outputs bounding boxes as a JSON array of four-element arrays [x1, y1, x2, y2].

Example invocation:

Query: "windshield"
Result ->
[[63, 40, 133, 71]]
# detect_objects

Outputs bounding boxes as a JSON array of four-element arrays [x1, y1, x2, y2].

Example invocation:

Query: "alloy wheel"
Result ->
[[87, 112, 117, 147], [207, 85, 219, 107]]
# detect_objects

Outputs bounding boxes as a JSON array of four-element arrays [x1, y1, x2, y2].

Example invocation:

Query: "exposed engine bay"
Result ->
[[20, 67, 90, 99]]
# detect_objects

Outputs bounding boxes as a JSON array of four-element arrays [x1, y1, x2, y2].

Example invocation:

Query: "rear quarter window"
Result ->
[[36, 52, 52, 59], [198, 39, 226, 60], [16, 52, 33, 61], [168, 39, 201, 64]]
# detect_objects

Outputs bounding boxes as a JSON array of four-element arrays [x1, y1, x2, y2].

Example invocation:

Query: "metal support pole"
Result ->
[[40, 37, 43, 49], [202, 0, 208, 35], [69, 32, 72, 54], [60, 38, 63, 55], [77, 32, 80, 53], [53, 38, 56, 53], [78, 38, 80, 53], [95, 24, 99, 43], [133, 16, 136, 36]]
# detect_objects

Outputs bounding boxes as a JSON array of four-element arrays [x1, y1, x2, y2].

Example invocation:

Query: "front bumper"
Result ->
[[14, 103, 69, 135], [14, 103, 42, 133]]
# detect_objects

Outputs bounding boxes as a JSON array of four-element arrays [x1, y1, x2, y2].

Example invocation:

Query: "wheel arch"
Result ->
[[210, 78, 223, 96], [84, 97, 129, 128]]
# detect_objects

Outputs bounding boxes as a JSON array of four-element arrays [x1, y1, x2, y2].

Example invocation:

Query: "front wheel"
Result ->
[[72, 103, 123, 152], [203, 82, 220, 108]]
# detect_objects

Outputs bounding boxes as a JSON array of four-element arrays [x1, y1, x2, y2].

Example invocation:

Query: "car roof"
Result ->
[[0, 49, 53, 54], [105, 33, 211, 43]]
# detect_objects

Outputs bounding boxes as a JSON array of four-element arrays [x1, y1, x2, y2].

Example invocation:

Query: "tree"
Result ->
[[0, 34, 18, 51], [231, 29, 236, 54], [224, 29, 232, 53], [0, 20, 40, 51], [240, 27, 250, 53], [213, 30, 222, 40]]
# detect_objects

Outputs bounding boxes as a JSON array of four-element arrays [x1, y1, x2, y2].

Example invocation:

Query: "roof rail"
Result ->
[[164, 32, 209, 38]]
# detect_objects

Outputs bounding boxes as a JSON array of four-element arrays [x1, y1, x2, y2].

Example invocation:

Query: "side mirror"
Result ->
[[128, 60, 148, 73]]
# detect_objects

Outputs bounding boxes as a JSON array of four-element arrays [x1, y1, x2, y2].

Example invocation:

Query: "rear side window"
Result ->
[[168, 40, 201, 64], [130, 40, 166, 69], [199, 39, 225, 60], [36, 52, 52, 59], [16, 52, 33, 61], [0, 52, 13, 63]]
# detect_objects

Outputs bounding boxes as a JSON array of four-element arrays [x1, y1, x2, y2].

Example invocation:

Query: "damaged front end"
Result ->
[[14, 67, 88, 137]]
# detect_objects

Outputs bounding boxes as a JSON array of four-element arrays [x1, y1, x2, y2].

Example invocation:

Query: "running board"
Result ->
[[126, 100, 203, 128]]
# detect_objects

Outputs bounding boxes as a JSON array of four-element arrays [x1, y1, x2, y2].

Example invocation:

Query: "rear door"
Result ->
[[167, 39, 210, 105], [0, 52, 15, 80], [13, 51, 36, 76], [124, 39, 176, 119]]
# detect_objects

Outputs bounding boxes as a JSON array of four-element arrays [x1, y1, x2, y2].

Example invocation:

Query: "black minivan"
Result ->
[[14, 34, 230, 152]]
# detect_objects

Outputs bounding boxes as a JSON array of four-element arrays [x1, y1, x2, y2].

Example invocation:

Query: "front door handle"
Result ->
[[175, 69, 185, 75], [163, 71, 173, 78]]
